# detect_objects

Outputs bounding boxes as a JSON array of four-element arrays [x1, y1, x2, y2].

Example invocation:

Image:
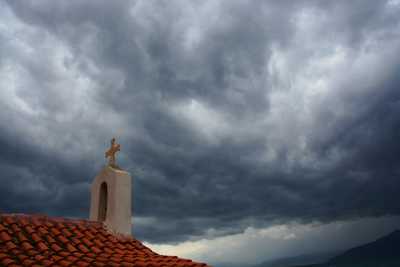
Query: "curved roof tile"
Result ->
[[0, 214, 211, 267]]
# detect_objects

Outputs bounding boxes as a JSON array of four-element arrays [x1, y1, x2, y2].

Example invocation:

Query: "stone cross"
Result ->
[[105, 137, 121, 168]]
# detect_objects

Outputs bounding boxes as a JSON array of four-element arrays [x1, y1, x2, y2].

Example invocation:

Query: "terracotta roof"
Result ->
[[0, 214, 211, 267]]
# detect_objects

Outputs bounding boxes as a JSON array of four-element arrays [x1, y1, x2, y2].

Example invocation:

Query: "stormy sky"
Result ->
[[1, 0, 400, 265]]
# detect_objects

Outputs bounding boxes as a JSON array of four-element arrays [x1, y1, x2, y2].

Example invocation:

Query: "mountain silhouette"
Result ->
[[326, 229, 400, 266], [282, 230, 400, 267]]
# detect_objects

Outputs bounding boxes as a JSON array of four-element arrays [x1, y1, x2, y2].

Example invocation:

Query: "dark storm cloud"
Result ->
[[1, 0, 400, 244]]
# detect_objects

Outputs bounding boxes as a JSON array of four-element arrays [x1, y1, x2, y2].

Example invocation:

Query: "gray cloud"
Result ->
[[0, 0, 400, 246]]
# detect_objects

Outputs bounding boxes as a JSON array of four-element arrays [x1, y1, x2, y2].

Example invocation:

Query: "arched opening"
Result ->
[[98, 182, 108, 222]]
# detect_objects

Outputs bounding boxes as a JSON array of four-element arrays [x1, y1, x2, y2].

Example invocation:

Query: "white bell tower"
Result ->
[[90, 165, 132, 235]]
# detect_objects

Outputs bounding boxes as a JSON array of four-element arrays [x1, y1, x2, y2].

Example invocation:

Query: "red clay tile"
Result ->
[[11, 224, 21, 233], [66, 243, 78, 253], [81, 256, 96, 263], [55, 222, 66, 230], [59, 259, 72, 267], [42, 259, 55, 266], [51, 243, 63, 252], [5, 241, 17, 250], [51, 255, 63, 262], [81, 237, 93, 247], [2, 257, 15, 265], [38, 227, 48, 235], [17, 231, 29, 242], [24, 225, 35, 235], [51, 227, 62, 236], [71, 237, 82, 245], [18, 218, 29, 227], [104, 247, 114, 254], [135, 261, 148, 267], [72, 252, 84, 258], [77, 244, 90, 253], [94, 256, 109, 262], [73, 230, 85, 238], [59, 251, 70, 257], [110, 255, 123, 262], [91, 246, 102, 254], [4, 216, 15, 224], [16, 254, 28, 262], [76, 260, 90, 267], [115, 248, 126, 255], [66, 255, 78, 262], [123, 256, 135, 263], [31, 233, 42, 242], [21, 241, 34, 250], [62, 228, 73, 237], [83, 230, 95, 240], [121, 262, 135, 267], [31, 217, 42, 227], [58, 235, 69, 244], [34, 254, 46, 262], [37, 241, 49, 251], [0, 231, 12, 241], [0, 214, 211, 267], [46, 235, 56, 243], [98, 235, 108, 243], [22, 258, 36, 266], [116, 242, 126, 250], [93, 239, 104, 247], [26, 249, 39, 256]]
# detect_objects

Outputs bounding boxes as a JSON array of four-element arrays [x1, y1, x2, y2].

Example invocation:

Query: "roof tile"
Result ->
[[75, 261, 89, 267], [59, 259, 72, 267], [0, 230, 12, 241], [42, 259, 55, 266], [91, 246, 102, 254], [77, 244, 90, 253], [38, 226, 48, 236], [5, 241, 17, 250], [21, 241, 34, 250], [11, 223, 21, 233], [50, 227, 62, 236], [34, 254, 46, 261], [37, 241, 49, 251], [22, 258, 36, 265], [62, 228, 73, 237], [57, 235, 69, 244], [0, 214, 211, 267], [51, 243, 63, 252], [66, 255, 79, 262], [17, 231, 29, 242], [59, 251, 70, 257], [66, 243, 78, 253]]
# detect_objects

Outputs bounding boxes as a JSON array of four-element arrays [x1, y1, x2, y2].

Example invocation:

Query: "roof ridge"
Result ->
[[0, 213, 151, 246], [0, 213, 102, 225]]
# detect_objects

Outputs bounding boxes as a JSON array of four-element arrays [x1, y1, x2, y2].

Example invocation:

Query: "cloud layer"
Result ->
[[1, 0, 400, 249]]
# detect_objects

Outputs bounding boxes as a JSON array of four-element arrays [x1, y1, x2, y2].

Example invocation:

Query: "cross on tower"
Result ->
[[105, 137, 121, 168]]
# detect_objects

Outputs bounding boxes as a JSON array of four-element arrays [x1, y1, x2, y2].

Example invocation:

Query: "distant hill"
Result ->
[[284, 230, 400, 267], [251, 251, 341, 267], [326, 230, 400, 266]]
